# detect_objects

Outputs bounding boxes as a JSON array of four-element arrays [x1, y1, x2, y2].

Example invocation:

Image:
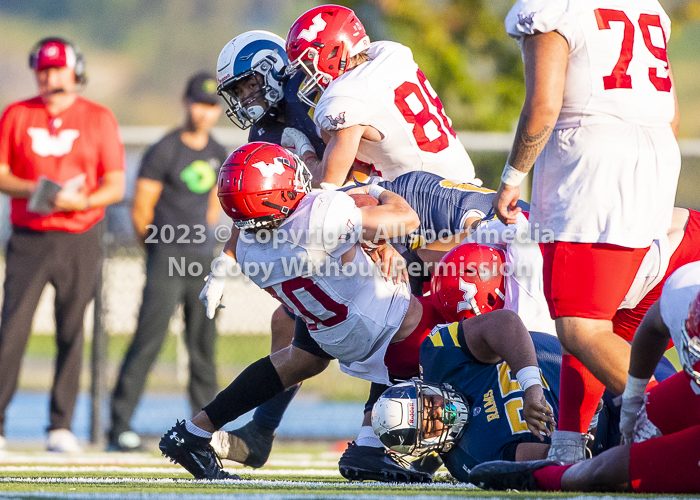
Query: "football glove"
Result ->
[[199, 251, 236, 319], [281, 127, 315, 158]]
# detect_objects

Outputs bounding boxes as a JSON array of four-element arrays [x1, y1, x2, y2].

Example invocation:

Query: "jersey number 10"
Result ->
[[595, 9, 672, 92], [394, 69, 457, 154]]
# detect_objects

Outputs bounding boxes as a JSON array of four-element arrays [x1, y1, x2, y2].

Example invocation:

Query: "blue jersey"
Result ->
[[419, 323, 561, 481], [248, 72, 326, 158], [377, 172, 530, 248]]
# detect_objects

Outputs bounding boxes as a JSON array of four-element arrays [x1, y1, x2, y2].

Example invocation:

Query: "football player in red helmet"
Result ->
[[161, 141, 457, 480], [286, 5, 370, 107], [285, 4, 476, 189], [430, 243, 506, 323], [470, 262, 700, 494]]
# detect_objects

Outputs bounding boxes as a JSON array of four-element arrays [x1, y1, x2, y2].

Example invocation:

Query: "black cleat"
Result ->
[[159, 420, 239, 480], [210, 420, 275, 468], [469, 459, 562, 491], [338, 441, 432, 483]]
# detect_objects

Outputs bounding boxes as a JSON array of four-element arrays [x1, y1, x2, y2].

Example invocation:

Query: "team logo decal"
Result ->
[[457, 278, 478, 313], [252, 158, 286, 178], [299, 13, 327, 42], [473, 406, 481, 417], [180, 159, 217, 194], [28, 128, 79, 157], [517, 12, 536, 30], [326, 112, 346, 130]]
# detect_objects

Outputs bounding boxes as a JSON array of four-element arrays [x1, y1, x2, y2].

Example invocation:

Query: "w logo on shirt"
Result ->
[[252, 158, 286, 178], [299, 14, 327, 42], [28, 128, 80, 157]]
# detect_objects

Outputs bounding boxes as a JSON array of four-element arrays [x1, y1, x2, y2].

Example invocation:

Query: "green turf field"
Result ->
[[0, 442, 694, 499]]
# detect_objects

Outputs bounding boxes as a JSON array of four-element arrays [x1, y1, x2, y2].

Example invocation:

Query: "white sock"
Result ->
[[185, 420, 212, 439], [355, 425, 383, 448]]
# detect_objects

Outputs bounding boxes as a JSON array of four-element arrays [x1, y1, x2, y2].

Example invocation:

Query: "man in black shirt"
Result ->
[[108, 72, 227, 451]]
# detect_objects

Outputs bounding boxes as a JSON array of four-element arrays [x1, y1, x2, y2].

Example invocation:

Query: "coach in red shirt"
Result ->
[[0, 37, 125, 452]]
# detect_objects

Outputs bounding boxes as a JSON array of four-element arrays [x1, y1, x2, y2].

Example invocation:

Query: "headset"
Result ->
[[29, 37, 87, 85]]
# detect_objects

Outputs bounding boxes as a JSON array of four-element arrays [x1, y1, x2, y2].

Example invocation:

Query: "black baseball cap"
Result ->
[[185, 72, 220, 105]]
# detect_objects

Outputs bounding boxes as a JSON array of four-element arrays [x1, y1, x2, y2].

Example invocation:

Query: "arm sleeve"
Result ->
[[96, 108, 125, 177], [314, 94, 373, 132]]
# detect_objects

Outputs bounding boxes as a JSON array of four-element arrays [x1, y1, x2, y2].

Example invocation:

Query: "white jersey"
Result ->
[[236, 191, 411, 384], [659, 261, 700, 393], [314, 41, 475, 183], [468, 213, 557, 336], [505, 0, 680, 247]]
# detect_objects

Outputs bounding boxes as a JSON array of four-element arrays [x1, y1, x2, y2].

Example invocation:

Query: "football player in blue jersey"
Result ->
[[371, 309, 676, 483]]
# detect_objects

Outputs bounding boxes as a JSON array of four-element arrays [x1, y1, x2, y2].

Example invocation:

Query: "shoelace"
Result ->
[[386, 450, 414, 469], [207, 442, 231, 477]]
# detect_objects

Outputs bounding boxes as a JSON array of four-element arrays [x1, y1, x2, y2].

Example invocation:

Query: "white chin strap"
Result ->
[[245, 105, 265, 121]]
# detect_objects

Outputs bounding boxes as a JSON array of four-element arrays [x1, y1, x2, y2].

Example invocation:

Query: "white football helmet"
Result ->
[[679, 289, 700, 386], [216, 30, 288, 129], [371, 378, 470, 457]]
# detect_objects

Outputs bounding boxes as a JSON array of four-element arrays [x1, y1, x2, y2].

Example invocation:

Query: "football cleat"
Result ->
[[338, 441, 432, 483], [469, 459, 562, 491], [159, 420, 239, 480], [211, 420, 276, 468]]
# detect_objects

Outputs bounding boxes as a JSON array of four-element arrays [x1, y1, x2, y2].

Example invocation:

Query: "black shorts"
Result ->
[[291, 316, 335, 360]]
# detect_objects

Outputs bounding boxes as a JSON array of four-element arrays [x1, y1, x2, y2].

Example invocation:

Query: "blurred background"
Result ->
[[0, 0, 698, 442]]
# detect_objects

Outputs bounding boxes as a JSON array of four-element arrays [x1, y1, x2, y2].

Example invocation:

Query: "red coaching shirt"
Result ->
[[0, 95, 125, 233]]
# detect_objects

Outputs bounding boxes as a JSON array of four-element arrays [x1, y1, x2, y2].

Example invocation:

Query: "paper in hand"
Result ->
[[27, 177, 62, 214], [27, 174, 86, 214]]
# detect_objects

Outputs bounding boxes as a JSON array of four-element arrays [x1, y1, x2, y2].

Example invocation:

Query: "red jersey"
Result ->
[[0, 95, 125, 233]]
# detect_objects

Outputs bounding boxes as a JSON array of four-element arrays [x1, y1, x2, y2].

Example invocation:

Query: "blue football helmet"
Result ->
[[216, 30, 288, 129]]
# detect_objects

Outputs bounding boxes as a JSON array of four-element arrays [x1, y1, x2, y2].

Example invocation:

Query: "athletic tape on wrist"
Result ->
[[516, 366, 542, 391], [501, 162, 528, 187], [367, 184, 386, 199], [622, 373, 649, 400]]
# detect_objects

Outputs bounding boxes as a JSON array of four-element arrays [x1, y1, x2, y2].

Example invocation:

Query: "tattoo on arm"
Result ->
[[509, 114, 552, 174]]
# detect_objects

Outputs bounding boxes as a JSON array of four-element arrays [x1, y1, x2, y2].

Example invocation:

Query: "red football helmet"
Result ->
[[218, 142, 312, 230], [680, 290, 700, 386], [286, 4, 371, 106], [430, 243, 506, 323]]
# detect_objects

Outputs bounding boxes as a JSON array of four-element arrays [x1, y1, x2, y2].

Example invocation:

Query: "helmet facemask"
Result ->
[[372, 378, 469, 458], [287, 46, 332, 108]]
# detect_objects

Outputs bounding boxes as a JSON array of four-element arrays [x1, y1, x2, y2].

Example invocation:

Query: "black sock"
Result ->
[[203, 356, 285, 429]]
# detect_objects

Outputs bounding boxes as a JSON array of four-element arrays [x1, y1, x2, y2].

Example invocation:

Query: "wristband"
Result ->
[[501, 162, 528, 187], [516, 366, 542, 391], [622, 373, 649, 400], [212, 250, 237, 278], [367, 184, 386, 200]]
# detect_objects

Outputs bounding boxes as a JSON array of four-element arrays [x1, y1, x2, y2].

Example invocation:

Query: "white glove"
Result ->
[[199, 251, 236, 319], [617, 373, 649, 444], [281, 127, 315, 158], [320, 182, 339, 191]]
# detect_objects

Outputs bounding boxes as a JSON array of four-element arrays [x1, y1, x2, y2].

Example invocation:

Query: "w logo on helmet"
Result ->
[[251, 158, 286, 178], [299, 14, 327, 42]]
